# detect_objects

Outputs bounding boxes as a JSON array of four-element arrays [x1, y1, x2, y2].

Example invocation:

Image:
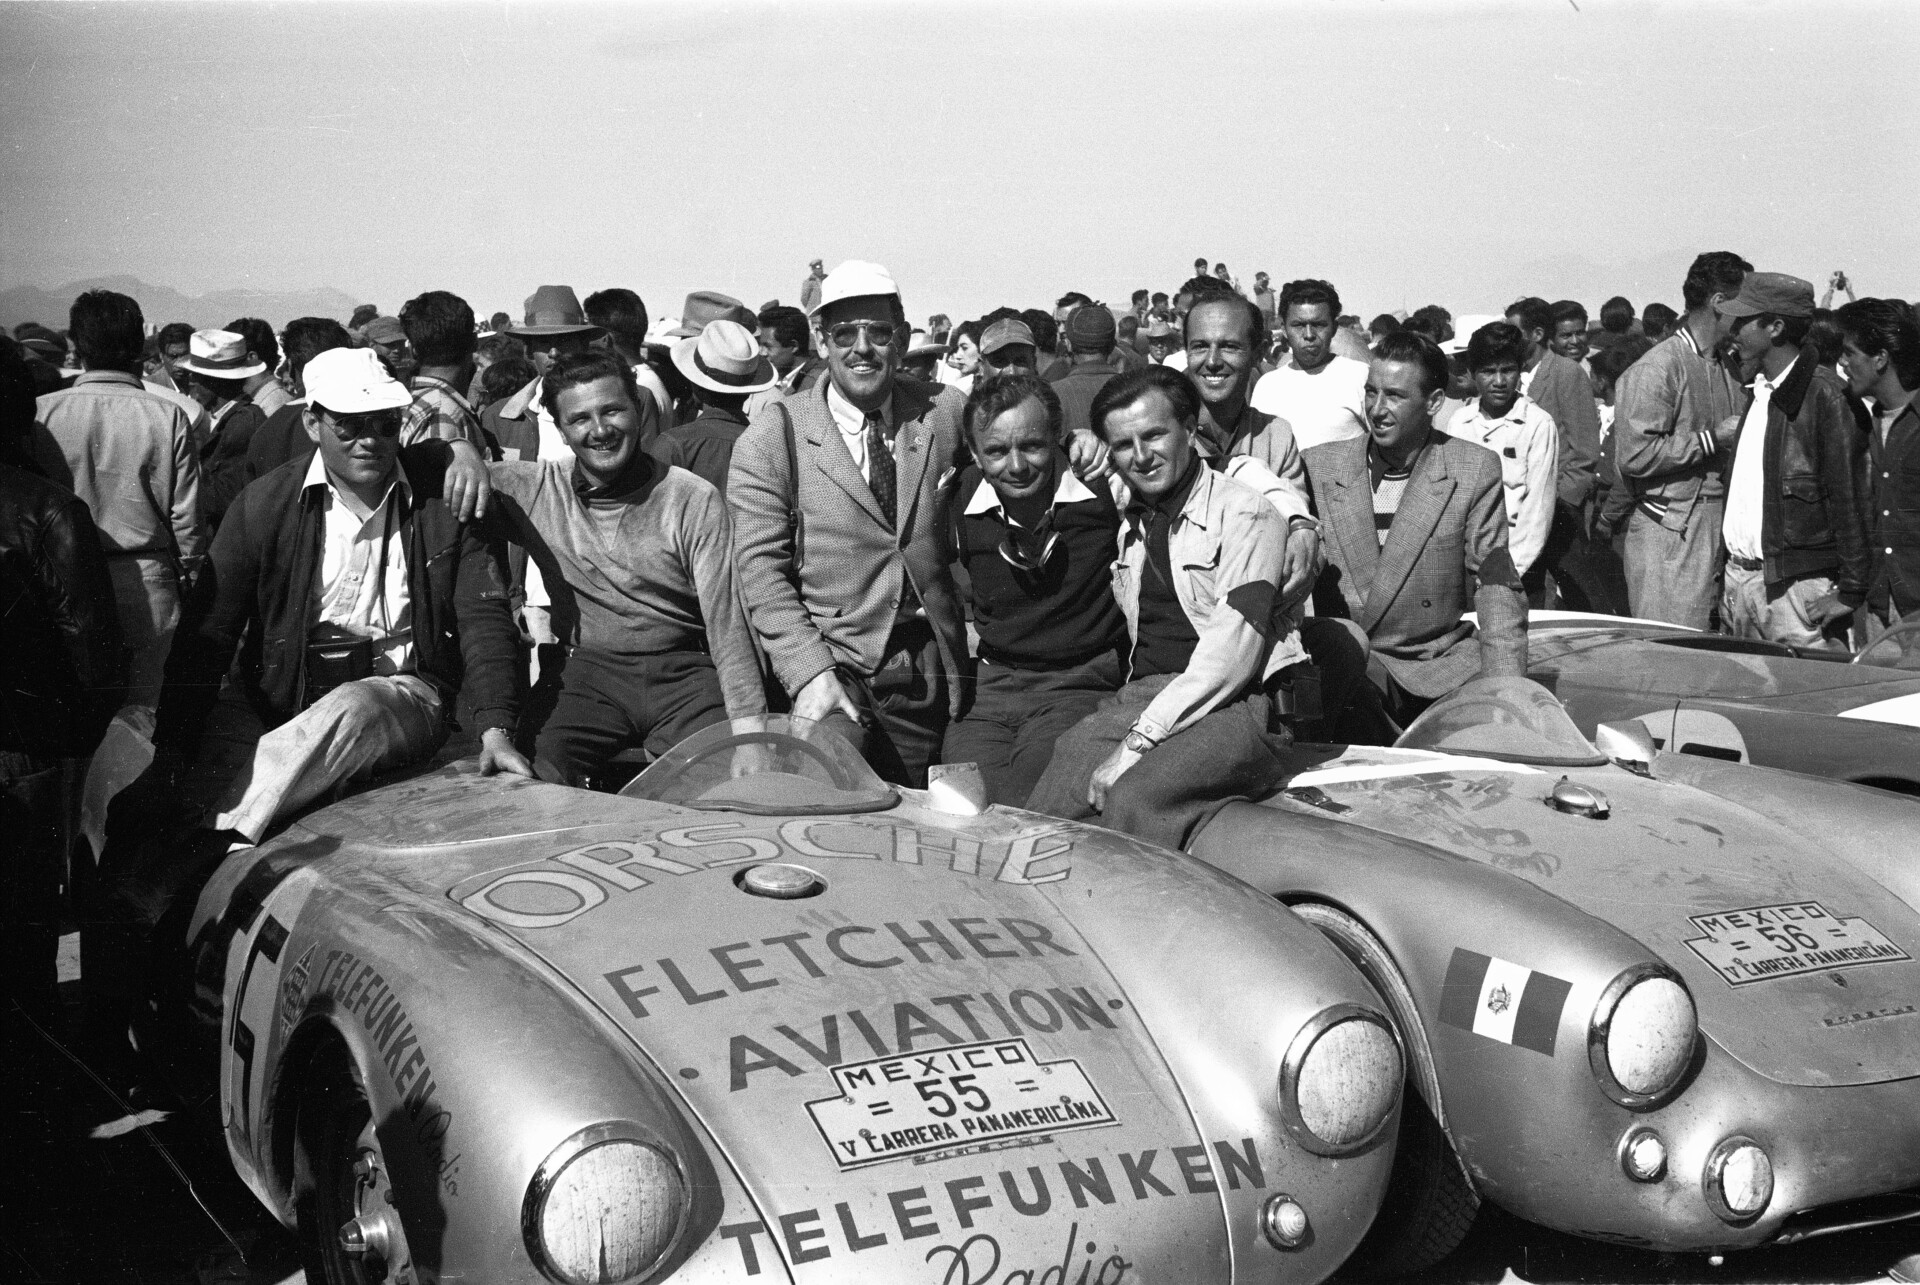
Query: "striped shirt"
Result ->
[[1368, 436, 1430, 547], [401, 374, 482, 448]]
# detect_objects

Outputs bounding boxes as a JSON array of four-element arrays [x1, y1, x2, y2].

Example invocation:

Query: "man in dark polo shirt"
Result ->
[[940, 374, 1126, 806]]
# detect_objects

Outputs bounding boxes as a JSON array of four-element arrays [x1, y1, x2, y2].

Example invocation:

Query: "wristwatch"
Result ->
[[1122, 727, 1159, 755]]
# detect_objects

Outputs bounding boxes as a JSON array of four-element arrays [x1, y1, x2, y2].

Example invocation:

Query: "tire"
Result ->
[[292, 1043, 417, 1285], [1290, 903, 1481, 1280]]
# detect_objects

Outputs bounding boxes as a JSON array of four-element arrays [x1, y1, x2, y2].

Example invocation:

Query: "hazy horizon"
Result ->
[[5, 0, 1916, 329]]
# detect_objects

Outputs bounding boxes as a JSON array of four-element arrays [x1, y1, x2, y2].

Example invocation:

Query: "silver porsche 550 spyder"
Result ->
[[1188, 677, 1920, 1278], [170, 716, 1403, 1285]]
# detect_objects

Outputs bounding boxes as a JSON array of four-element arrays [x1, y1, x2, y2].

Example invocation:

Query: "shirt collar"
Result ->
[[412, 372, 473, 408], [502, 375, 541, 419], [571, 445, 660, 500], [74, 369, 142, 389], [827, 380, 893, 437], [1125, 455, 1204, 524], [963, 459, 1096, 517]]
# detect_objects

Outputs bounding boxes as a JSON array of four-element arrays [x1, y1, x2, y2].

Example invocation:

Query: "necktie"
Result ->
[[865, 410, 896, 528]]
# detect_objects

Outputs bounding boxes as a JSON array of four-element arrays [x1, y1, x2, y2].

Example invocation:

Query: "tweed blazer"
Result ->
[[728, 376, 969, 713], [1306, 431, 1528, 698]]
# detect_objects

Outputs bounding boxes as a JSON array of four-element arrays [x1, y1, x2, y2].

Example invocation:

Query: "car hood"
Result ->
[[1269, 748, 1920, 1088], [312, 771, 1297, 1279], [1540, 627, 1920, 711]]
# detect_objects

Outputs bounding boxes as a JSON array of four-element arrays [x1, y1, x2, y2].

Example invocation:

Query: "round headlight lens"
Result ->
[[1704, 1136, 1773, 1222], [1590, 968, 1696, 1107], [525, 1128, 686, 1285], [1282, 1007, 1402, 1155]]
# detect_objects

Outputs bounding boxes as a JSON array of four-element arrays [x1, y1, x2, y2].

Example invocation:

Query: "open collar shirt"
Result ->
[[302, 450, 414, 675], [1447, 395, 1559, 576], [403, 373, 482, 448]]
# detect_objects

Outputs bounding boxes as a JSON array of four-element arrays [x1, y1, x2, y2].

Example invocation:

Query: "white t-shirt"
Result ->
[[1249, 355, 1369, 451]]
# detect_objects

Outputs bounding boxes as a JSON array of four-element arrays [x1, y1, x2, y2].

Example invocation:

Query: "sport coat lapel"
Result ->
[[800, 383, 888, 527], [892, 383, 936, 534], [1321, 436, 1381, 610], [1360, 437, 1456, 631]]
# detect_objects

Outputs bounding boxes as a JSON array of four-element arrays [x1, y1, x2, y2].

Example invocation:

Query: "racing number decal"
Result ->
[[229, 914, 289, 1141], [219, 869, 320, 1163]]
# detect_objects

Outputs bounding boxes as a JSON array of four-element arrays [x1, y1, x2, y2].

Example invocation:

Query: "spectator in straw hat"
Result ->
[[665, 318, 778, 492], [174, 329, 268, 530]]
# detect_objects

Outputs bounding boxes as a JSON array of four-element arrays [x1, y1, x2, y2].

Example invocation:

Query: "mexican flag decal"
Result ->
[[1439, 949, 1573, 1055]]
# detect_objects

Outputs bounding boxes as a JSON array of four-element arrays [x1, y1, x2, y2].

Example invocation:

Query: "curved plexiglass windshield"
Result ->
[[1395, 676, 1609, 767], [1854, 620, 1920, 672], [620, 715, 899, 814]]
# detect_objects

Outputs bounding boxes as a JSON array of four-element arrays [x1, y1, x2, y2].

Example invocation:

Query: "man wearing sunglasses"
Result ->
[[938, 374, 1127, 807], [729, 260, 970, 787]]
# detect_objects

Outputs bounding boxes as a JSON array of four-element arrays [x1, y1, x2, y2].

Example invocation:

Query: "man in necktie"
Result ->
[[728, 261, 970, 786]]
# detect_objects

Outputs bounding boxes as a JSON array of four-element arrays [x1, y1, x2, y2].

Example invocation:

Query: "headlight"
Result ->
[[1703, 1136, 1773, 1222], [523, 1123, 688, 1285], [1280, 1005, 1402, 1155], [1588, 965, 1695, 1108]]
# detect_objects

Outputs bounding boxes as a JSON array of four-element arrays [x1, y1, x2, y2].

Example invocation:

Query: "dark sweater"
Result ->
[[949, 461, 1125, 668], [1127, 460, 1202, 678]]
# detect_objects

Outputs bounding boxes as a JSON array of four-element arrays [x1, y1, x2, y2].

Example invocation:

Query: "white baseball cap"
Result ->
[[303, 347, 413, 414], [809, 260, 901, 317]]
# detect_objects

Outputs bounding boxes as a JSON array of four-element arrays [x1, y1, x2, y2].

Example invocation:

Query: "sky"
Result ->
[[3, 0, 1917, 327]]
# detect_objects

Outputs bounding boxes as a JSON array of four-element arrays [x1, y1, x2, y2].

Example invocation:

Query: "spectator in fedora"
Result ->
[[662, 291, 761, 424], [225, 318, 290, 418], [583, 287, 673, 419], [665, 319, 778, 492], [480, 347, 764, 786], [1049, 304, 1127, 443], [483, 285, 608, 461], [800, 259, 826, 315], [903, 330, 949, 383], [399, 290, 483, 448], [29, 304, 205, 720], [178, 328, 269, 528], [729, 260, 969, 786], [1143, 317, 1180, 365]]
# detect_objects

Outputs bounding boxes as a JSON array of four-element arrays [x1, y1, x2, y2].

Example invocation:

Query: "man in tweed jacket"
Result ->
[[728, 262, 967, 785], [1305, 330, 1528, 730]]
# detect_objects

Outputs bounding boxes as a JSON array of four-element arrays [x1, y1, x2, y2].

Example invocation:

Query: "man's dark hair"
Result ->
[[1805, 309, 1844, 368], [1505, 296, 1552, 338], [758, 305, 811, 355], [1055, 292, 1094, 311], [481, 356, 537, 404], [476, 332, 526, 364], [1150, 292, 1170, 306], [1589, 344, 1637, 395], [1550, 299, 1589, 330], [225, 316, 280, 371], [157, 321, 193, 351], [68, 290, 146, 370], [1368, 313, 1401, 340], [1409, 305, 1454, 344], [1182, 292, 1268, 355], [963, 372, 1064, 445], [282, 317, 352, 377], [584, 288, 648, 353], [348, 304, 380, 330], [1020, 309, 1058, 356], [1278, 278, 1343, 321], [1400, 312, 1446, 342], [978, 306, 1023, 334], [1836, 299, 1920, 389], [1599, 296, 1634, 334], [1466, 322, 1527, 371], [1371, 330, 1451, 398], [539, 347, 643, 421], [1090, 364, 1202, 441], [1130, 289, 1149, 306], [1642, 302, 1678, 338], [1176, 275, 1235, 306], [399, 291, 478, 368], [0, 336, 39, 468], [1681, 251, 1753, 312], [1117, 315, 1140, 342]]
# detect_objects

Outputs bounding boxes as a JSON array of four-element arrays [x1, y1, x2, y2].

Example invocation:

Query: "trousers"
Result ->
[[1721, 566, 1848, 651], [533, 648, 730, 788], [1024, 674, 1289, 850], [821, 618, 950, 789], [941, 652, 1123, 808], [1624, 497, 1725, 630]]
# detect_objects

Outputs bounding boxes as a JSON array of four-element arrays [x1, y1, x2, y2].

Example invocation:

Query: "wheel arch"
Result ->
[[265, 1014, 358, 1212]]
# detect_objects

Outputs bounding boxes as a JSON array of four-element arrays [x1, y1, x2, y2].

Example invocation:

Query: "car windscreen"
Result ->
[[620, 714, 899, 814], [1854, 620, 1920, 672], [1395, 676, 1609, 767]]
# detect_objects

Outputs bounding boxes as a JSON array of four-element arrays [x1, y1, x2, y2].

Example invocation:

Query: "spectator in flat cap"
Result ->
[[978, 316, 1039, 378], [1718, 273, 1870, 650], [1049, 303, 1126, 444], [360, 316, 417, 386], [728, 260, 971, 786]]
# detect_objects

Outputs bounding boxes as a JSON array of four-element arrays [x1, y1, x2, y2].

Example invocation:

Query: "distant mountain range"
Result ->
[[0, 275, 367, 332]]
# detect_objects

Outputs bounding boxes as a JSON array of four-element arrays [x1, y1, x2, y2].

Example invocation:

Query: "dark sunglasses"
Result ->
[[324, 411, 403, 441], [826, 322, 901, 350]]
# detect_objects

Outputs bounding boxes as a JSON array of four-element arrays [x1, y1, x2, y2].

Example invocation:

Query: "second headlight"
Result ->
[[1280, 1004, 1402, 1156]]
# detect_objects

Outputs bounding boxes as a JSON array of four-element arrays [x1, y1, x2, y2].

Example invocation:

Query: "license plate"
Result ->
[[1684, 900, 1911, 986], [807, 1037, 1118, 1170]]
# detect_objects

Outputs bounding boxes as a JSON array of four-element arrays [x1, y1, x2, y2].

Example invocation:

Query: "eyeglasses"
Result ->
[[826, 322, 902, 350], [323, 411, 403, 441]]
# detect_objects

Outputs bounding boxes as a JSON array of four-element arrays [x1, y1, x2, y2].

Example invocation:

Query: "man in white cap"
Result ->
[[481, 347, 765, 787], [177, 327, 270, 528], [729, 260, 970, 786], [664, 318, 778, 492]]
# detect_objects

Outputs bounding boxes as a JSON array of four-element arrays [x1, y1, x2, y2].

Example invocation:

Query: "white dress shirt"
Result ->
[[1722, 366, 1781, 563], [826, 381, 896, 483], [304, 451, 413, 674], [1448, 394, 1560, 576]]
